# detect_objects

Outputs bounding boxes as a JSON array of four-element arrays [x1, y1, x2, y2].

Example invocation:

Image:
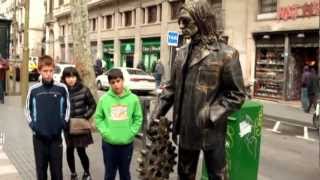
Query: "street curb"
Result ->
[[264, 114, 313, 128]]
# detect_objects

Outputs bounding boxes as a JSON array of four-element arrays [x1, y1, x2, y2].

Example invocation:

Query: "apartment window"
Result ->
[[148, 6, 157, 23], [90, 18, 97, 31], [124, 11, 132, 27], [49, 0, 53, 13], [159, 4, 162, 22], [60, 25, 65, 36], [142, 8, 145, 24], [170, 1, 183, 20], [106, 15, 112, 29], [59, 0, 64, 6], [68, 24, 72, 35], [259, 0, 277, 14], [93, 18, 97, 31]]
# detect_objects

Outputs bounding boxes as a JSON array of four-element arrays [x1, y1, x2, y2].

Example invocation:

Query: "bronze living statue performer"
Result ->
[[151, 1, 246, 180]]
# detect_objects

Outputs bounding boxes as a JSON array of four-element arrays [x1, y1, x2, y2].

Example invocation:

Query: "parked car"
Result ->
[[96, 67, 156, 93], [38, 63, 75, 82]]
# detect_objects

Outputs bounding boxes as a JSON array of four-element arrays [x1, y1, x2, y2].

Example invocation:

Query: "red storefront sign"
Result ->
[[278, 0, 320, 20]]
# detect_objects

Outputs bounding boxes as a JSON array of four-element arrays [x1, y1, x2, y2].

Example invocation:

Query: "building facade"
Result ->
[[0, 0, 45, 59], [246, 0, 319, 101], [47, 0, 187, 80], [47, 0, 319, 101]]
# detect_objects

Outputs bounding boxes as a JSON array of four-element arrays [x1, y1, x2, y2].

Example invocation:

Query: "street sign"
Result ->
[[167, 31, 179, 47]]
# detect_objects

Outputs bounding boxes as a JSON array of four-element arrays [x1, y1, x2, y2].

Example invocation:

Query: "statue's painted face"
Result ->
[[178, 9, 198, 39]]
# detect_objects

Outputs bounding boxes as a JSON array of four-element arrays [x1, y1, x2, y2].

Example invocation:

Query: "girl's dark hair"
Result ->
[[61, 66, 82, 84]]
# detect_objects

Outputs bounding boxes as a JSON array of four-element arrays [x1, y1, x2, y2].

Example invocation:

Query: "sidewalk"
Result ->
[[0, 146, 21, 180], [255, 99, 313, 127]]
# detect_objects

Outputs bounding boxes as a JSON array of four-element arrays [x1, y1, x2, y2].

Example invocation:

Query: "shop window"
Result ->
[[148, 6, 157, 23], [170, 1, 183, 20], [254, 47, 285, 99], [124, 11, 132, 27], [259, 0, 277, 14]]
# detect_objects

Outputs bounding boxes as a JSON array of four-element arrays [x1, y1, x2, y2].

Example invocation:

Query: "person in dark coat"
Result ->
[[301, 65, 311, 112], [0, 57, 9, 104], [94, 59, 103, 76], [61, 67, 96, 180], [307, 68, 320, 112], [152, 1, 245, 180], [136, 60, 146, 71], [154, 59, 165, 87]]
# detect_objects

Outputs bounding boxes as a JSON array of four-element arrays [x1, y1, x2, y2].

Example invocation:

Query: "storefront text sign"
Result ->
[[278, 0, 320, 20]]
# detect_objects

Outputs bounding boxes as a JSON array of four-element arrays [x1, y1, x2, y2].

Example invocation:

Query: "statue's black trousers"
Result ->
[[177, 146, 227, 180]]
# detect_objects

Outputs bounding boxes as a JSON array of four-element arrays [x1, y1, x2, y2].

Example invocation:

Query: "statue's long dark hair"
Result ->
[[179, 0, 220, 46]]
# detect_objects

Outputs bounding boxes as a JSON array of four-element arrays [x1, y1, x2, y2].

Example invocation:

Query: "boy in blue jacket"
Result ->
[[25, 55, 70, 180]]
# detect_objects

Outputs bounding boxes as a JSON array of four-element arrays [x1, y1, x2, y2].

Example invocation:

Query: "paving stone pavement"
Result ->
[[0, 146, 21, 180], [0, 96, 184, 180]]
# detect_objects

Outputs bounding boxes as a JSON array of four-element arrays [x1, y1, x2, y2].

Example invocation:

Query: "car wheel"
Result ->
[[97, 81, 103, 90]]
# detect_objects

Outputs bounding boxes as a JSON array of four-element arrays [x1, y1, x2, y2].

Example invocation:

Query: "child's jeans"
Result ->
[[102, 141, 133, 180]]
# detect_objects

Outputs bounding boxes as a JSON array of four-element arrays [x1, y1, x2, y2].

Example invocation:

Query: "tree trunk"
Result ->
[[70, 0, 98, 100]]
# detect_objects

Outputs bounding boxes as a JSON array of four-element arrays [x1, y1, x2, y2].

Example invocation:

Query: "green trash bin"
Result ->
[[201, 100, 263, 180]]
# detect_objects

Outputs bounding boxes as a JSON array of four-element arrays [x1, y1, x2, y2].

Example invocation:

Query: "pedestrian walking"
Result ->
[[307, 68, 320, 112], [154, 59, 164, 87], [136, 60, 146, 71], [0, 57, 9, 104], [61, 67, 96, 180], [301, 65, 311, 112], [94, 58, 103, 76], [95, 68, 143, 180], [25, 55, 70, 180]]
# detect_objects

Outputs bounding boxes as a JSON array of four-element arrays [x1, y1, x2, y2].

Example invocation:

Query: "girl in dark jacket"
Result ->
[[61, 67, 96, 180]]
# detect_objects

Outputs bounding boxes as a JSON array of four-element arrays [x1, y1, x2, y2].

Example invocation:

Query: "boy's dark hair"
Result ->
[[61, 66, 82, 84], [108, 68, 123, 81], [38, 55, 55, 70]]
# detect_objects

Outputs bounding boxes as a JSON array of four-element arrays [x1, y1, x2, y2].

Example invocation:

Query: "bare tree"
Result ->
[[70, 0, 98, 100]]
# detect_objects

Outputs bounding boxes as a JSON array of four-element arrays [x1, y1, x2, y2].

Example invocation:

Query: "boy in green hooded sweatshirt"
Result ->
[[95, 68, 143, 180]]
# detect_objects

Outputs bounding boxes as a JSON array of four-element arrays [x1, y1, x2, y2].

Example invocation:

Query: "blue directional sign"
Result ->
[[167, 31, 179, 47]]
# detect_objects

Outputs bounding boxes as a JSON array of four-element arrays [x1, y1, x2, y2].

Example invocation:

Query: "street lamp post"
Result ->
[[21, 0, 29, 106]]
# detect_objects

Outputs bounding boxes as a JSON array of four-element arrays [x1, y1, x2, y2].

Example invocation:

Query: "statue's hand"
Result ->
[[198, 105, 210, 128]]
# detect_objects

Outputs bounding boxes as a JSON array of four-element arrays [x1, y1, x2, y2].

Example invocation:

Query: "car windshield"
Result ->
[[127, 69, 148, 75], [54, 66, 61, 74]]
